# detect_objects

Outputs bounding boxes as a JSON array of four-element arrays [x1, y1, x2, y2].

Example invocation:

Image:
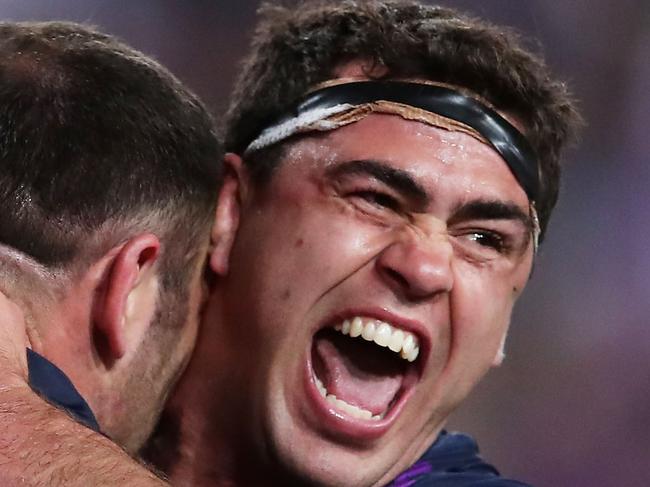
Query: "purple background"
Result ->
[[1, 1, 647, 485]]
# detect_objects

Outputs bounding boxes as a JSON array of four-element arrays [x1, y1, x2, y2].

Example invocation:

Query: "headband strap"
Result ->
[[246, 81, 540, 203]]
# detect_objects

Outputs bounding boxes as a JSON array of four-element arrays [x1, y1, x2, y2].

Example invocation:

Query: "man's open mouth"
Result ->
[[310, 316, 422, 423]]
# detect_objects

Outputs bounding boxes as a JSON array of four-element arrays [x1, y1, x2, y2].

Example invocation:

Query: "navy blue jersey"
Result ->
[[27, 348, 100, 432], [387, 430, 531, 486]]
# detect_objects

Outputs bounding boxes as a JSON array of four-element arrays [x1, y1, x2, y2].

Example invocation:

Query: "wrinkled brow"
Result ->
[[449, 199, 533, 231], [325, 159, 429, 207]]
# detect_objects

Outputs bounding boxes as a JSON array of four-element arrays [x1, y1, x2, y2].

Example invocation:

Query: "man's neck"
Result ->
[[146, 372, 300, 487]]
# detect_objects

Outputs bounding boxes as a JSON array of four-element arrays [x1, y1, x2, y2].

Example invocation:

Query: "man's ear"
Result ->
[[93, 234, 160, 364], [209, 152, 245, 276]]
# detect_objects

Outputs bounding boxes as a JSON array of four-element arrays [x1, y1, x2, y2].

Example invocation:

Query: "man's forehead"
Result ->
[[294, 115, 521, 190], [323, 113, 502, 161]]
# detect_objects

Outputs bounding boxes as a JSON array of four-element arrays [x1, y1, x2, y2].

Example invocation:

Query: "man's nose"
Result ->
[[375, 234, 453, 301]]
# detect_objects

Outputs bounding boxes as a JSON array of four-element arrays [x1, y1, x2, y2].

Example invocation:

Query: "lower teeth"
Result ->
[[315, 377, 384, 421]]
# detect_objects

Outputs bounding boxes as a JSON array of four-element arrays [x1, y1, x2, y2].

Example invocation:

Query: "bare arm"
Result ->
[[0, 292, 169, 487]]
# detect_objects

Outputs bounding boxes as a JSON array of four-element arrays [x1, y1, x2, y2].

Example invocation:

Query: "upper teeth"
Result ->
[[334, 316, 420, 362]]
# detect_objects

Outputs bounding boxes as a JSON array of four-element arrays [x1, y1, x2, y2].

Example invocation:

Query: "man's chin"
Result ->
[[267, 434, 404, 487], [266, 393, 430, 487]]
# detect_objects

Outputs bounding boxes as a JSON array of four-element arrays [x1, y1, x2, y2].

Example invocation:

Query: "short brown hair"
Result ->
[[224, 0, 581, 238], [0, 22, 222, 284]]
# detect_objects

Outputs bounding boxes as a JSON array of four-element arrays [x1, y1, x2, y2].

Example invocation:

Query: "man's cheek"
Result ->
[[292, 212, 392, 272], [450, 278, 511, 355]]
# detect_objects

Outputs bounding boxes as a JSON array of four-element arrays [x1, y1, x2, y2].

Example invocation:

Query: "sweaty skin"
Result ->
[[165, 113, 534, 487]]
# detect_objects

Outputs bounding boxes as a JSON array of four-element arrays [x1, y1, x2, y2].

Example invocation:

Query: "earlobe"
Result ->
[[93, 234, 160, 364], [209, 153, 245, 276]]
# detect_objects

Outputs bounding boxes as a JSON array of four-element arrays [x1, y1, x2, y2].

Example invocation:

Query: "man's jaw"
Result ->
[[303, 310, 429, 442]]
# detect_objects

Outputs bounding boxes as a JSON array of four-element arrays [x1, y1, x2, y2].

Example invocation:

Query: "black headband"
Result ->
[[252, 81, 540, 202]]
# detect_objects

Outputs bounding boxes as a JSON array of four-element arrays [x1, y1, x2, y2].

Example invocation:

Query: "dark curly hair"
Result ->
[[223, 0, 581, 238]]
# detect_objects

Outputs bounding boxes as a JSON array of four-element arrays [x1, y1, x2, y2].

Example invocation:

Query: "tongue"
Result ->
[[312, 329, 406, 414]]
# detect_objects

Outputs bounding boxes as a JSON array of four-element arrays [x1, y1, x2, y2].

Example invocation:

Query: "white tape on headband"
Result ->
[[245, 104, 355, 154], [531, 202, 541, 252]]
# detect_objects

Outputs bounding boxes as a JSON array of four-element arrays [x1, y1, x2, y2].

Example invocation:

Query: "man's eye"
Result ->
[[350, 190, 400, 211], [466, 231, 507, 252]]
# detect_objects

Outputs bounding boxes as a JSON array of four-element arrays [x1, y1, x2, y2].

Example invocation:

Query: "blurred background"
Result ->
[[0, 1, 647, 485]]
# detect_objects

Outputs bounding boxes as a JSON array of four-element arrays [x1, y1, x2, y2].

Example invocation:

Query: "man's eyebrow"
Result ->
[[449, 199, 532, 230], [326, 159, 429, 206]]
